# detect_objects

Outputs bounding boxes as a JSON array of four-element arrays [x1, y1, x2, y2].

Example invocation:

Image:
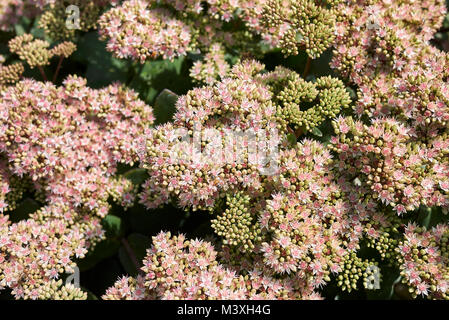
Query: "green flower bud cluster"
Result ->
[[276, 74, 351, 134], [261, 0, 337, 58], [35, 280, 87, 300], [439, 231, 449, 261], [8, 34, 52, 69], [8, 34, 77, 69], [218, 243, 260, 273], [0, 62, 24, 90], [337, 252, 380, 293], [365, 221, 401, 262], [211, 192, 263, 251], [50, 41, 77, 58], [38, 1, 105, 40]]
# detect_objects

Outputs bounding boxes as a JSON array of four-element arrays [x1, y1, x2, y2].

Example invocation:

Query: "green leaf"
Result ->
[[140, 57, 184, 80], [295, 32, 304, 42], [118, 233, 152, 276], [287, 133, 297, 146], [77, 214, 124, 271], [187, 52, 204, 62], [127, 233, 152, 251], [76, 238, 121, 271], [418, 206, 432, 228], [102, 214, 123, 238], [346, 87, 357, 100], [72, 32, 127, 87], [435, 32, 445, 40], [311, 127, 323, 137], [14, 24, 26, 36], [153, 89, 179, 125], [13, 16, 31, 36], [139, 57, 193, 102], [443, 12, 449, 28], [418, 206, 447, 229], [30, 18, 46, 40], [123, 168, 148, 185], [10, 198, 41, 222], [310, 49, 335, 77]]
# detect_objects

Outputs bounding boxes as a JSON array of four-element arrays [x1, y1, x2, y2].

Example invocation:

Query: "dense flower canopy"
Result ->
[[0, 0, 448, 301]]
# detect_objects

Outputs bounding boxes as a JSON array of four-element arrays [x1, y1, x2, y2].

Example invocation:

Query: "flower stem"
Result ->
[[121, 237, 142, 275], [38, 66, 48, 82], [303, 57, 312, 79], [53, 56, 64, 83]]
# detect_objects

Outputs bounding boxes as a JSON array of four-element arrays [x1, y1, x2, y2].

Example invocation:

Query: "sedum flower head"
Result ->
[[0, 76, 154, 299], [189, 43, 230, 84], [38, 0, 115, 40], [8, 34, 77, 69], [261, 0, 338, 58], [103, 232, 318, 300], [98, 0, 192, 61]]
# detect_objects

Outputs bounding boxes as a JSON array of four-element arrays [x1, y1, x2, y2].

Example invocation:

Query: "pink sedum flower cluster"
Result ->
[[2, 0, 449, 301], [0, 76, 154, 299], [131, 60, 392, 298], [331, 0, 449, 126], [331, 116, 449, 214], [189, 43, 230, 84], [97, 0, 288, 63], [99, 0, 192, 61], [398, 223, 449, 299], [0, 0, 45, 31], [103, 231, 319, 300], [103, 0, 449, 299]]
